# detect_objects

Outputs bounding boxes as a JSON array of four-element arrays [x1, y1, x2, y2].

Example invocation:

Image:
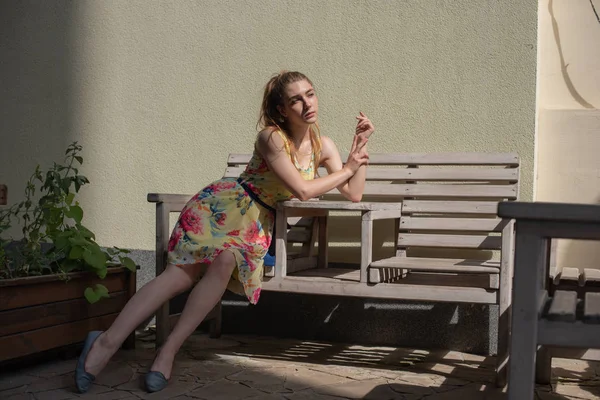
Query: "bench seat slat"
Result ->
[[546, 291, 577, 322], [582, 269, 600, 286], [584, 293, 600, 324], [358, 184, 517, 198], [360, 168, 518, 181], [402, 200, 499, 214], [553, 267, 580, 286], [398, 233, 502, 249], [400, 217, 504, 232], [370, 257, 500, 273]]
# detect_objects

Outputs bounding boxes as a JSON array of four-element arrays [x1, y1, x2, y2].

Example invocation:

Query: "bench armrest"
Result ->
[[498, 202, 600, 224], [147, 193, 192, 205]]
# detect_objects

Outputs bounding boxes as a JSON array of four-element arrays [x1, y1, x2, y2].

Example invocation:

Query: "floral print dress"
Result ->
[[167, 130, 315, 304]]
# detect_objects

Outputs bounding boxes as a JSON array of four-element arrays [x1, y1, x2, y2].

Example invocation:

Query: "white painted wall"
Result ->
[[1, 1, 537, 261], [536, 0, 600, 269]]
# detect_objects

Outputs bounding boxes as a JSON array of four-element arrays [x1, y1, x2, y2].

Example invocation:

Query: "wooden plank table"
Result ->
[[498, 201, 600, 400], [272, 199, 402, 284]]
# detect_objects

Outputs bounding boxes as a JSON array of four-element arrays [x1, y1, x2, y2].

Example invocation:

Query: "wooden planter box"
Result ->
[[0, 266, 136, 363]]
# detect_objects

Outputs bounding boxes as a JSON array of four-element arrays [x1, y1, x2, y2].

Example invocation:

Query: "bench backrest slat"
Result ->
[[400, 217, 504, 232], [398, 233, 502, 250], [401, 200, 500, 214], [228, 152, 519, 166]]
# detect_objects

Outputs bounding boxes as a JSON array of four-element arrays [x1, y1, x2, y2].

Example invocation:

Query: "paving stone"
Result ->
[[112, 349, 157, 362], [136, 381, 199, 400], [419, 383, 504, 399], [114, 373, 145, 391], [553, 383, 600, 399], [378, 348, 430, 367], [387, 371, 438, 387], [172, 396, 202, 400], [228, 368, 290, 393], [4, 393, 36, 400], [308, 364, 381, 381], [0, 373, 37, 391], [247, 394, 289, 400], [172, 396, 203, 400], [79, 383, 115, 396], [536, 389, 571, 399], [314, 378, 400, 399], [25, 373, 72, 393], [553, 358, 598, 382], [3, 334, 600, 400], [96, 361, 135, 387], [186, 360, 245, 382], [387, 379, 436, 396], [284, 389, 351, 400], [188, 379, 263, 399], [430, 376, 471, 389], [23, 359, 76, 378], [284, 367, 353, 392], [91, 389, 137, 399], [183, 335, 241, 351], [34, 387, 79, 400], [0, 385, 28, 398], [231, 356, 294, 370], [413, 362, 495, 383]]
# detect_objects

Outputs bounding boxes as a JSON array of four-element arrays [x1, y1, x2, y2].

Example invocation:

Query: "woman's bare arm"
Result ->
[[256, 129, 368, 201], [320, 136, 367, 202]]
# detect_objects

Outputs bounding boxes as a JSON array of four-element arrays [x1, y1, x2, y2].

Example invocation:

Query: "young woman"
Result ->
[[75, 71, 375, 393]]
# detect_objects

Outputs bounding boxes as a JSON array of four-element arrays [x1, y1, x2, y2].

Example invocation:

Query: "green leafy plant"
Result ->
[[0, 142, 136, 303]]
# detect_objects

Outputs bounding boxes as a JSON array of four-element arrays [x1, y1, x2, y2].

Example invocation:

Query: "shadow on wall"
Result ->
[[548, 0, 597, 109], [0, 1, 76, 204]]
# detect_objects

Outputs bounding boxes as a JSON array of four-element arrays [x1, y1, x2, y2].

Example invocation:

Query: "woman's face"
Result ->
[[279, 79, 318, 126]]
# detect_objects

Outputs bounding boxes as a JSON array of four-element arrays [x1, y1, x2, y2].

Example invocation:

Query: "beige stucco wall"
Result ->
[[535, 0, 600, 270], [1, 1, 537, 260]]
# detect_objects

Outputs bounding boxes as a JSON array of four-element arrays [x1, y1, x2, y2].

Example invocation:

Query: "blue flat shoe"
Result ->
[[145, 371, 169, 392], [74, 330, 103, 393]]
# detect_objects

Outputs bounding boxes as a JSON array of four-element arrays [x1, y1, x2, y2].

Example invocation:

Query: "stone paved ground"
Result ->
[[1, 332, 599, 399]]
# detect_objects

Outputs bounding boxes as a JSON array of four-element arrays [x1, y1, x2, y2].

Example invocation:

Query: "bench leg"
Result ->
[[507, 226, 548, 400], [156, 302, 170, 347], [318, 214, 328, 269], [495, 302, 510, 387], [536, 346, 552, 384], [209, 302, 223, 338]]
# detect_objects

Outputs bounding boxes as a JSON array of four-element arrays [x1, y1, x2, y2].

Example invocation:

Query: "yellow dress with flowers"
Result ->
[[167, 130, 315, 304]]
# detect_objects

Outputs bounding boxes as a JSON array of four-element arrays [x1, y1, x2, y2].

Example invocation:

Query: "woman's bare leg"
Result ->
[[83, 263, 204, 376], [149, 250, 237, 378]]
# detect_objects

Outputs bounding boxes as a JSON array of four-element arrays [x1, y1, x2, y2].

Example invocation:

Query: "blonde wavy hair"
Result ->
[[258, 71, 322, 167]]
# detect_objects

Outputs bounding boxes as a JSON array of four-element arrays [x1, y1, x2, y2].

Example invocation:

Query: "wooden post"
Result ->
[[361, 211, 373, 283], [155, 202, 170, 347], [0, 184, 6, 205], [275, 206, 288, 279], [318, 213, 329, 269], [496, 219, 514, 387], [508, 222, 548, 400], [209, 302, 222, 338]]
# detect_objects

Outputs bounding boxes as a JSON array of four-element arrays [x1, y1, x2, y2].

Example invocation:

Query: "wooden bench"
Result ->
[[535, 265, 600, 383], [497, 202, 600, 399], [148, 152, 520, 386]]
